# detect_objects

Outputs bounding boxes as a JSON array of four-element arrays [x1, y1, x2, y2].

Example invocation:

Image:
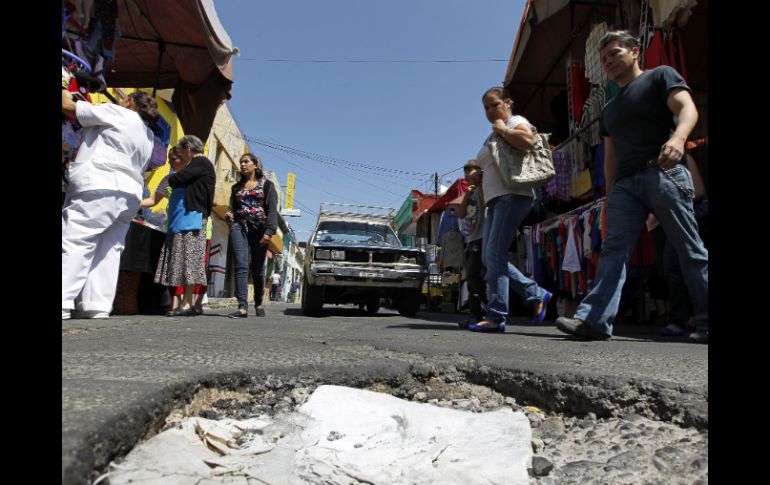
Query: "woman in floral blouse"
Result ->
[[224, 153, 278, 318]]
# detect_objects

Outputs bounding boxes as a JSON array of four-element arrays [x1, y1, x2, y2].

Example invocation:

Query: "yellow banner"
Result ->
[[285, 172, 296, 209]]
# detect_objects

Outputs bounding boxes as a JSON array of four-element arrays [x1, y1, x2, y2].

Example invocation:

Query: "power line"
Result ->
[[256, 145, 368, 204], [441, 165, 464, 178], [237, 133, 431, 177], [255, 143, 396, 195]]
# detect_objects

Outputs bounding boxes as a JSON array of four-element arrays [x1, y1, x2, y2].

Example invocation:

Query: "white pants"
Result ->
[[62, 190, 140, 312]]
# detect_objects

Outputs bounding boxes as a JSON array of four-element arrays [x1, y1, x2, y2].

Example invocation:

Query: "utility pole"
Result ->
[[434, 172, 439, 198]]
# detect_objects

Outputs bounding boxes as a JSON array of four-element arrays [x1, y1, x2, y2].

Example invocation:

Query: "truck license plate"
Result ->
[[359, 272, 383, 278]]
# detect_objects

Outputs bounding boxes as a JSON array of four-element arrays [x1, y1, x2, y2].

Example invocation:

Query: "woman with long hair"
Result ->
[[224, 153, 278, 318]]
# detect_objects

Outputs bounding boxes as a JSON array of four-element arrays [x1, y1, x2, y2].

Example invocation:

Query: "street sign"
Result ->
[[281, 208, 301, 217], [286, 172, 296, 209]]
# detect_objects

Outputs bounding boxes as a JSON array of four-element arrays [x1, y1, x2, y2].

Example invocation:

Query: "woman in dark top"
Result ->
[[153, 135, 216, 316], [224, 153, 278, 318]]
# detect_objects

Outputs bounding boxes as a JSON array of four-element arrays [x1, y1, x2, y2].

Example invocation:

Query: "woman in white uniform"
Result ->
[[61, 89, 158, 320]]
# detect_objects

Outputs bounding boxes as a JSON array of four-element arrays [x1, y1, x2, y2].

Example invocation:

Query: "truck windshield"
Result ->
[[316, 221, 401, 246]]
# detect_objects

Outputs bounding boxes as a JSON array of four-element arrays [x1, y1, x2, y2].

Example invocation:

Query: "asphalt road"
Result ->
[[62, 302, 707, 484]]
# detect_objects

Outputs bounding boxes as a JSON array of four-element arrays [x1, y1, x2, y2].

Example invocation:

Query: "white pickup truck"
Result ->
[[302, 203, 427, 317]]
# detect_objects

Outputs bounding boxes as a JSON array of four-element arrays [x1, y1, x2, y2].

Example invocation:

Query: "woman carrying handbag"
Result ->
[[467, 87, 552, 333]]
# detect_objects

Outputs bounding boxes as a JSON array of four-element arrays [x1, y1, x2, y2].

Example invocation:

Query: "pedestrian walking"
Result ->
[[225, 153, 278, 318], [467, 87, 552, 333], [555, 30, 708, 343], [456, 160, 487, 326]]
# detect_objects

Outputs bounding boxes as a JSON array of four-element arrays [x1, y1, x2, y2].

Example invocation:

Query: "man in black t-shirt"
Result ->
[[556, 30, 708, 343]]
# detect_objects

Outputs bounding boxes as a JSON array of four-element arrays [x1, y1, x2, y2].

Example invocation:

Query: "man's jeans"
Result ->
[[664, 198, 709, 326], [482, 194, 546, 325], [229, 222, 268, 310], [575, 166, 708, 335]]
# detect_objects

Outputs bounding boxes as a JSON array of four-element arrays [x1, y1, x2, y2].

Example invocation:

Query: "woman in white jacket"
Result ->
[[61, 89, 159, 320]]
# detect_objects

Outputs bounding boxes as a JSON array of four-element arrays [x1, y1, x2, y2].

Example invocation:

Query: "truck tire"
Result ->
[[365, 298, 380, 315], [397, 289, 421, 317], [301, 274, 323, 317]]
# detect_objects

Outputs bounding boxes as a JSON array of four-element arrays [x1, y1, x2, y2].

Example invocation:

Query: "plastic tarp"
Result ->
[[108, 385, 533, 484]]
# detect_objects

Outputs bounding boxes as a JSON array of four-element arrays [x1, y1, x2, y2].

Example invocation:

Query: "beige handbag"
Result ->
[[488, 126, 556, 190]]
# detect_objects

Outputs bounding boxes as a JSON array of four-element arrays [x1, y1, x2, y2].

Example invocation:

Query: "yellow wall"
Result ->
[[90, 88, 187, 215]]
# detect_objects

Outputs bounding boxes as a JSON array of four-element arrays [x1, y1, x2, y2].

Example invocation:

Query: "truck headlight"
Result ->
[[331, 250, 345, 260], [316, 249, 331, 259]]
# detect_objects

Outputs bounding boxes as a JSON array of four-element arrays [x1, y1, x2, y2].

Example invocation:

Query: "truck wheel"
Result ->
[[365, 298, 380, 315], [301, 274, 323, 317], [397, 289, 421, 317]]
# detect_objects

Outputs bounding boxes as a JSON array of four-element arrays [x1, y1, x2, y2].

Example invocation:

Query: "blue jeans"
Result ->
[[482, 194, 546, 325], [229, 222, 269, 310], [664, 198, 709, 326], [575, 166, 708, 335]]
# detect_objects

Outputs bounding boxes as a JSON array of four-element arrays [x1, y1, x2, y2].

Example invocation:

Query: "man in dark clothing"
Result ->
[[556, 30, 708, 343], [456, 161, 487, 326]]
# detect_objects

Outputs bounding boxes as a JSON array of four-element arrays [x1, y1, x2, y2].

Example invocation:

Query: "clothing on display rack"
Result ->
[[524, 198, 609, 298], [584, 22, 609, 85], [579, 86, 604, 147], [567, 60, 591, 129], [590, 140, 606, 200], [436, 209, 460, 246], [440, 231, 465, 272], [650, 0, 698, 29], [545, 149, 572, 202]]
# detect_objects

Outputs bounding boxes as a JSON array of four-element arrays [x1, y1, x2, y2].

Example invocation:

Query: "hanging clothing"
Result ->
[[643, 30, 670, 70], [570, 63, 591, 122], [667, 31, 689, 82], [591, 139, 606, 200], [440, 231, 465, 271], [545, 149, 573, 202], [585, 22, 609, 85], [562, 218, 582, 273], [436, 208, 460, 245], [650, 0, 698, 29]]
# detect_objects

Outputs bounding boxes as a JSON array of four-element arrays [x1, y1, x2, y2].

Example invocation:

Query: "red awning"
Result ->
[[104, 0, 236, 141], [427, 178, 469, 213]]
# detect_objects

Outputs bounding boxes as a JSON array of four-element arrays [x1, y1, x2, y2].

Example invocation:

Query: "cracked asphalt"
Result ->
[[62, 302, 707, 484]]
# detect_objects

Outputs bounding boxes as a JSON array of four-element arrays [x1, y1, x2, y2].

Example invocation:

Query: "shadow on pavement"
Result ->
[[283, 307, 400, 318]]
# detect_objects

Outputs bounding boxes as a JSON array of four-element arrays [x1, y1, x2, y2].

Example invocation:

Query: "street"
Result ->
[[62, 303, 707, 483]]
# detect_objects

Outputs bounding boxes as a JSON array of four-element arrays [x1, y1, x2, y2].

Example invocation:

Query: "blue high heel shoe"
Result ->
[[468, 321, 505, 333], [533, 291, 553, 323]]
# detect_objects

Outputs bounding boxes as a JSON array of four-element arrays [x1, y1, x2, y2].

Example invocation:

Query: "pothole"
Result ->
[[95, 365, 708, 485]]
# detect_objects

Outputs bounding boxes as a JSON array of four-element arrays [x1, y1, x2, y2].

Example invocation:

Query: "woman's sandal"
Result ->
[[468, 321, 505, 333]]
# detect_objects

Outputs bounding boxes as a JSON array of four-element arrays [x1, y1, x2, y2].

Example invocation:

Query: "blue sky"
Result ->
[[216, 0, 527, 240]]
